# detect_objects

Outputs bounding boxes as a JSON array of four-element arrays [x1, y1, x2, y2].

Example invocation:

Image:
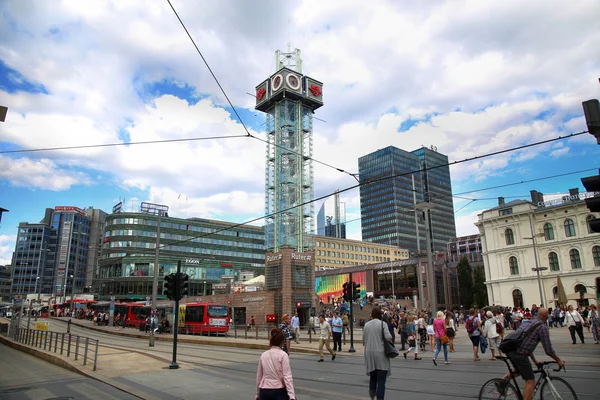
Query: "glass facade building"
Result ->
[[316, 191, 346, 238], [358, 146, 456, 255], [97, 213, 265, 300]]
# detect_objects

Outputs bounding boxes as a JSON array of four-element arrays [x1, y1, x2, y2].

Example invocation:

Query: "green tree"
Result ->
[[457, 256, 474, 308], [472, 265, 489, 307]]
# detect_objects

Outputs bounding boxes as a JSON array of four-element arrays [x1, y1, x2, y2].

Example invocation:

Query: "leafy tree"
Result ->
[[457, 256, 474, 308], [472, 265, 489, 307]]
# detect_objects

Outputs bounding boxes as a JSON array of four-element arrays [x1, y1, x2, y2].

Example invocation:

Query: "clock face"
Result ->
[[272, 74, 283, 91], [286, 73, 301, 90]]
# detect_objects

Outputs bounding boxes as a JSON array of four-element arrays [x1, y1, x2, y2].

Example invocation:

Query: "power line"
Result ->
[[154, 131, 587, 251], [166, 0, 357, 179], [0, 134, 248, 155]]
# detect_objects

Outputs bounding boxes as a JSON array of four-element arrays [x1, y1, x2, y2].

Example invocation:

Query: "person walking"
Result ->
[[398, 312, 408, 351], [363, 307, 392, 400], [444, 311, 456, 353], [403, 315, 421, 360], [589, 304, 598, 344], [256, 329, 296, 400], [331, 312, 343, 352], [278, 314, 294, 354], [432, 311, 449, 365], [317, 315, 336, 362], [466, 308, 483, 361], [417, 313, 427, 352], [291, 313, 300, 344], [483, 310, 501, 360], [565, 304, 585, 344]]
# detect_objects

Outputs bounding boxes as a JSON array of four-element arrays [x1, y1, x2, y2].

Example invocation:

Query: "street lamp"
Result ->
[[525, 214, 547, 306], [69, 274, 75, 315]]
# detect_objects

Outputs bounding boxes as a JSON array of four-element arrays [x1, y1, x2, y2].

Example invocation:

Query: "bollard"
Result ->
[[83, 337, 89, 366], [35, 330, 39, 348], [93, 340, 98, 371], [234, 323, 237, 339], [256, 326, 259, 340], [75, 335, 80, 361], [343, 329, 346, 346], [60, 333, 65, 355], [245, 324, 248, 339], [67, 334, 72, 357], [54, 332, 58, 353], [309, 326, 312, 344]]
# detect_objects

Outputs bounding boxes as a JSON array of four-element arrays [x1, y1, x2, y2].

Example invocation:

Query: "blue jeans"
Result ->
[[434, 337, 448, 361], [369, 369, 388, 400]]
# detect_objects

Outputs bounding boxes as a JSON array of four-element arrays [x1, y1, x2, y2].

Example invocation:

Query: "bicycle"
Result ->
[[478, 355, 577, 400]]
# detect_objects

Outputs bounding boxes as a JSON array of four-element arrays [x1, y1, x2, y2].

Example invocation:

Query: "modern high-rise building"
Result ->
[[358, 146, 456, 255], [10, 206, 106, 303], [255, 49, 323, 252], [316, 190, 346, 238]]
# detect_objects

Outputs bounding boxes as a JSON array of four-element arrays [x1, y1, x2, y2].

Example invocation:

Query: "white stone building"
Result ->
[[476, 191, 599, 309]]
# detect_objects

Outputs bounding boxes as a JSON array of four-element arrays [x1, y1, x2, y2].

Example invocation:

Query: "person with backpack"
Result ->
[[483, 311, 502, 360], [496, 308, 565, 400], [466, 308, 483, 361]]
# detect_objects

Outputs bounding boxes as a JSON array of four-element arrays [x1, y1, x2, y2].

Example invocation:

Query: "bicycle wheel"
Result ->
[[479, 378, 520, 400], [540, 377, 578, 400]]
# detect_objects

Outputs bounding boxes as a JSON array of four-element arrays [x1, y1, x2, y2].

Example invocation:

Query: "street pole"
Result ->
[[424, 209, 436, 316], [27, 276, 40, 328], [528, 215, 546, 306], [348, 272, 355, 353], [150, 211, 162, 347], [69, 275, 75, 316], [170, 260, 181, 369], [412, 174, 425, 310]]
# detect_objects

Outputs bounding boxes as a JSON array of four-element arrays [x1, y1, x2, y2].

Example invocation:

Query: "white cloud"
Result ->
[[0, 234, 16, 265]]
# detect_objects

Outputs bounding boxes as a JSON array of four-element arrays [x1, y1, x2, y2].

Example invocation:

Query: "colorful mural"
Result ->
[[315, 271, 366, 304]]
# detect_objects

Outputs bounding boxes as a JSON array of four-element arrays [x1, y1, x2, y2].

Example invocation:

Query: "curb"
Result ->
[[0, 334, 164, 400]]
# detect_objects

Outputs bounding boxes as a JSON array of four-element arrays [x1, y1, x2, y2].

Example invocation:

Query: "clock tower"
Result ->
[[255, 49, 323, 252]]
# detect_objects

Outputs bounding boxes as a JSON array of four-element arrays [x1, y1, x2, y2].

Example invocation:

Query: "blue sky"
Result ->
[[1, 0, 599, 264]]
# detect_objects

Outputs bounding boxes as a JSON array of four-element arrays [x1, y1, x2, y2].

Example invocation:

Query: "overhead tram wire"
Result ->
[[155, 131, 589, 251], [165, 0, 357, 179], [0, 134, 248, 155]]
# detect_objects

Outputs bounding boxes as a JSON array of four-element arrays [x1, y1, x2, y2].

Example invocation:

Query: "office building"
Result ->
[[359, 146, 456, 255], [316, 190, 346, 238], [96, 208, 265, 300]]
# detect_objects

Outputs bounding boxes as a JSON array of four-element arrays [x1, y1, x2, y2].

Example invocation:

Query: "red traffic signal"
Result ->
[[296, 301, 302, 308]]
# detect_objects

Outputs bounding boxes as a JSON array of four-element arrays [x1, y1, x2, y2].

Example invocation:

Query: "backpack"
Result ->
[[496, 320, 504, 334], [499, 320, 543, 353], [466, 316, 475, 334]]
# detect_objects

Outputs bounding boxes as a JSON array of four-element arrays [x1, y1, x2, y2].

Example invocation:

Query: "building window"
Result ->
[[564, 219, 576, 237], [504, 229, 514, 245], [499, 208, 513, 216], [552, 286, 558, 299], [548, 252, 560, 271], [569, 249, 582, 269], [593, 246, 600, 267], [512, 289, 523, 308], [509, 256, 519, 275], [587, 215, 597, 234], [543, 223, 554, 241]]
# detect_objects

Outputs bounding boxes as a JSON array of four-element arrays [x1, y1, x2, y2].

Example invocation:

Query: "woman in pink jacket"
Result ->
[[432, 310, 450, 365], [256, 329, 296, 400]]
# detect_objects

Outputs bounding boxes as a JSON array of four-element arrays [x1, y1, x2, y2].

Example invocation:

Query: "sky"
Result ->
[[0, 0, 599, 266]]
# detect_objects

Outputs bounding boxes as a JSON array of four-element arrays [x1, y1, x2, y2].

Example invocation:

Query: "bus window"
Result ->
[[208, 305, 228, 318], [186, 306, 205, 322]]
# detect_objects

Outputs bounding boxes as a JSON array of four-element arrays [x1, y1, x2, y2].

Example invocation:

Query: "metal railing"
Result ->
[[11, 327, 99, 371], [228, 324, 361, 344]]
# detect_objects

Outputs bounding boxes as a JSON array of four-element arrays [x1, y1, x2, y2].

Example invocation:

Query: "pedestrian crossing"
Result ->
[[3, 381, 134, 399]]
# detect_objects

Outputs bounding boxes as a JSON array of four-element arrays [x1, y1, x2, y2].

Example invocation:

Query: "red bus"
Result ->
[[183, 303, 230, 335]]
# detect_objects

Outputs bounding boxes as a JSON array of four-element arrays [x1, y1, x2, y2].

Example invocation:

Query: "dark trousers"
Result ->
[[400, 331, 407, 350], [332, 331, 342, 351], [369, 369, 388, 400], [568, 324, 585, 343], [259, 388, 289, 400]]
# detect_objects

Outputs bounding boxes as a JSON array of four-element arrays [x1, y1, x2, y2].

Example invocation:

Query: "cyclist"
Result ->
[[498, 308, 565, 400]]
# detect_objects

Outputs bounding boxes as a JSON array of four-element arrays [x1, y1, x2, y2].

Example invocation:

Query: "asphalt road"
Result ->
[[36, 321, 600, 399], [0, 342, 140, 400]]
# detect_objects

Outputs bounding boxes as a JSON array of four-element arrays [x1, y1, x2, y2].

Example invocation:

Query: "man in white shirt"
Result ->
[[565, 305, 585, 344], [317, 315, 336, 362], [291, 312, 300, 344]]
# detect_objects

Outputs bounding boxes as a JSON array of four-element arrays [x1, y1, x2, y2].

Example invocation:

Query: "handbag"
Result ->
[[440, 335, 449, 345], [381, 321, 399, 358], [479, 335, 488, 354], [569, 312, 583, 330]]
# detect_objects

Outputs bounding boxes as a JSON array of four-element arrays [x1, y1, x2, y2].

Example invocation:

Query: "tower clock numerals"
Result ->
[[286, 73, 301, 90], [272, 74, 283, 91]]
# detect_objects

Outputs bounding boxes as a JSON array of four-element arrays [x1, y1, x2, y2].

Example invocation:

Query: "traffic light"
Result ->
[[177, 273, 189, 300], [342, 282, 349, 302], [296, 301, 302, 308], [352, 282, 361, 302], [582, 99, 600, 144], [163, 273, 176, 300], [581, 173, 600, 233]]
